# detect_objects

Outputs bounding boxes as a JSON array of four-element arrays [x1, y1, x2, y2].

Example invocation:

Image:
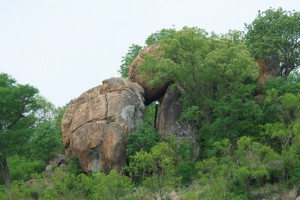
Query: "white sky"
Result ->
[[1, 0, 299, 107]]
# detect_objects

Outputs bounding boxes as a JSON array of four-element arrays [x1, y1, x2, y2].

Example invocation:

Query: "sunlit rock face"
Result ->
[[62, 77, 145, 173]]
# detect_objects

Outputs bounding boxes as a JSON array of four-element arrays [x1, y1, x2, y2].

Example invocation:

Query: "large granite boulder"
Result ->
[[129, 44, 170, 105], [62, 77, 145, 173]]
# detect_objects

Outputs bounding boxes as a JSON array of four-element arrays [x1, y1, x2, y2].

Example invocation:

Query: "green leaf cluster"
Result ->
[[245, 8, 300, 76], [5, 169, 133, 200], [119, 44, 142, 77]]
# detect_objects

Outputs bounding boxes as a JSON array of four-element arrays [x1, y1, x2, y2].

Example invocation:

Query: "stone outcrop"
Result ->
[[157, 85, 199, 159], [45, 154, 67, 173], [61, 43, 286, 176], [129, 44, 170, 105], [157, 85, 183, 136], [255, 57, 280, 102], [257, 57, 280, 84], [62, 77, 145, 173]]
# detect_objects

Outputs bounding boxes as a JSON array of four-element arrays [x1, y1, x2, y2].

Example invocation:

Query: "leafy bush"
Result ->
[[126, 123, 161, 159], [66, 156, 83, 175], [3, 156, 45, 183], [8, 168, 133, 200], [27, 121, 61, 161], [127, 142, 180, 199], [174, 140, 197, 184]]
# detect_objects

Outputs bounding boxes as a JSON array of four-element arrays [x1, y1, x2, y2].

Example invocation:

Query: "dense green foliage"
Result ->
[[136, 27, 262, 160], [0, 169, 133, 200], [118, 28, 176, 78], [145, 28, 176, 46], [126, 123, 161, 159], [119, 44, 142, 77], [0, 73, 39, 156], [0, 73, 64, 199], [1, 7, 300, 200], [0, 73, 41, 199], [27, 121, 61, 161], [126, 104, 162, 159], [127, 142, 179, 199], [245, 8, 300, 77], [6, 156, 45, 184]]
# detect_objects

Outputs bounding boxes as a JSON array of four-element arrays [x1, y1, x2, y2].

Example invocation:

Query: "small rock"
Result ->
[[25, 178, 37, 186], [287, 187, 297, 199], [269, 193, 280, 200], [49, 154, 66, 167], [170, 191, 181, 200], [45, 164, 53, 172]]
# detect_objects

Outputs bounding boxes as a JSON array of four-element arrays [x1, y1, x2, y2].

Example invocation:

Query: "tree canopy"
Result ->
[[0, 73, 40, 199], [136, 27, 260, 147], [245, 8, 300, 77], [0, 73, 62, 200], [119, 44, 142, 77]]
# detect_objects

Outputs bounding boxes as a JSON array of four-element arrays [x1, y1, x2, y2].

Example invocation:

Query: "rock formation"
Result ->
[[62, 77, 145, 173], [129, 44, 170, 105], [254, 57, 280, 102], [158, 85, 185, 136], [61, 45, 281, 174], [157, 84, 198, 158], [257, 57, 280, 84]]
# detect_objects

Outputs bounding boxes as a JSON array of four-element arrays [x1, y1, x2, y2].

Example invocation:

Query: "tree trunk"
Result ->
[[1, 158, 13, 200]]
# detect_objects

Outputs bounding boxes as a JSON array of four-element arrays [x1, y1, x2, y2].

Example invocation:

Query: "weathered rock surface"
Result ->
[[257, 57, 280, 84], [157, 85, 183, 135], [129, 44, 170, 105], [45, 154, 67, 173], [157, 85, 199, 159], [62, 77, 145, 173]]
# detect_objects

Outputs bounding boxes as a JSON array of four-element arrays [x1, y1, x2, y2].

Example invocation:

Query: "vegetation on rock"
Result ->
[[1, 7, 300, 200]]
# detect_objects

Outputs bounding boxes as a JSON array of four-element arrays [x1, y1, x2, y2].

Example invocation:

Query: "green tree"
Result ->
[[118, 28, 176, 78], [34, 95, 56, 124], [6, 156, 44, 183], [127, 142, 180, 200], [145, 28, 176, 45], [125, 102, 161, 161], [282, 139, 300, 187], [233, 136, 281, 190], [245, 8, 300, 77], [174, 140, 197, 184], [200, 83, 262, 151], [262, 90, 300, 135], [138, 27, 258, 120], [260, 73, 300, 185], [137, 27, 259, 152], [91, 170, 133, 200], [265, 73, 300, 95], [196, 156, 244, 199], [119, 44, 142, 77], [126, 123, 161, 159], [0, 73, 39, 200], [27, 121, 61, 161]]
